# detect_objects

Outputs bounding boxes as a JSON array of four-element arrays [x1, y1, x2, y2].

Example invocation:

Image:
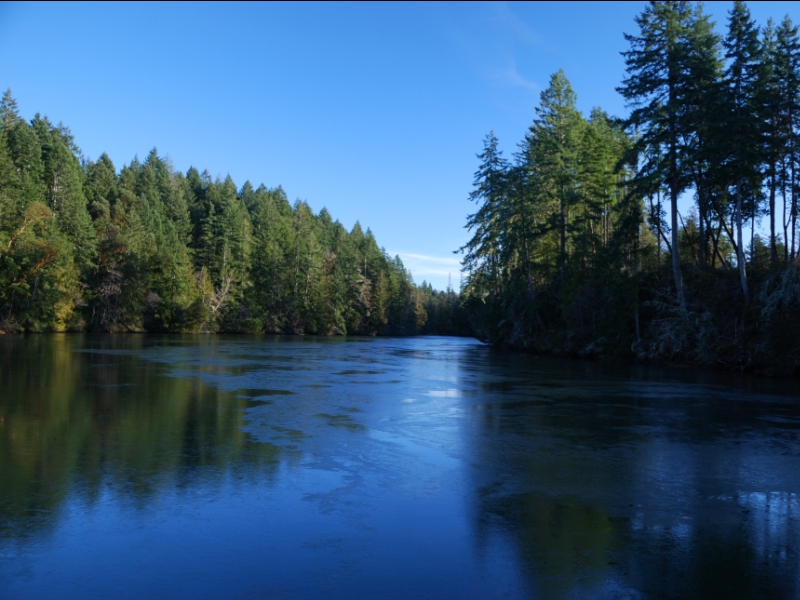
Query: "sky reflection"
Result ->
[[1, 335, 799, 599]]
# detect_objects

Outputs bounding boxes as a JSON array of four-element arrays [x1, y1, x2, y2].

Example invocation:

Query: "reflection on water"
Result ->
[[1, 335, 799, 599], [0, 336, 279, 542]]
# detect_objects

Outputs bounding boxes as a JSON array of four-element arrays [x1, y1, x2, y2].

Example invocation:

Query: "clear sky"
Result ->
[[2, 1, 798, 290]]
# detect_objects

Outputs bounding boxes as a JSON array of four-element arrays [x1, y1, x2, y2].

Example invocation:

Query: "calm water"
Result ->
[[1, 335, 800, 599]]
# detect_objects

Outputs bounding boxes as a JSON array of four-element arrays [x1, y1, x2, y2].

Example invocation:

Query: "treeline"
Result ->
[[416, 282, 472, 336], [459, 1, 800, 375], [0, 92, 430, 334]]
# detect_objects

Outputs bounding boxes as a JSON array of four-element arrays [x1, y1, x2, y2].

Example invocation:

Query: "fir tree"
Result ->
[[459, 131, 508, 301], [774, 16, 800, 260], [618, 0, 696, 304], [722, 0, 764, 295]]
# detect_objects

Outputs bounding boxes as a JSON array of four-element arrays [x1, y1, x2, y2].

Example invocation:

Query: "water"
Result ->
[[1, 335, 799, 599]]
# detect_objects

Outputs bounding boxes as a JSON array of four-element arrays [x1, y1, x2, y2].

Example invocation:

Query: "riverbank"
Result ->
[[465, 263, 800, 378]]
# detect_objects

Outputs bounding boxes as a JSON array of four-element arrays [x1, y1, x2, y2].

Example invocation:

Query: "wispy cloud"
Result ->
[[396, 252, 461, 266], [391, 252, 463, 286], [447, 2, 542, 96], [492, 60, 540, 92], [488, 2, 544, 47]]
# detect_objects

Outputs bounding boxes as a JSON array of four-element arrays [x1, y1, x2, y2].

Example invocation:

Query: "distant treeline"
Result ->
[[458, 1, 800, 376], [0, 91, 464, 336]]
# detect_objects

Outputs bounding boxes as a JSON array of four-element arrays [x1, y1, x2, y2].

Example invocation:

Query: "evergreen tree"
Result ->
[[618, 0, 696, 304], [459, 131, 508, 302], [247, 186, 293, 332], [762, 18, 782, 263], [721, 0, 764, 295], [682, 2, 724, 271], [35, 115, 96, 276], [774, 16, 800, 260], [524, 69, 584, 279], [0, 91, 424, 336]]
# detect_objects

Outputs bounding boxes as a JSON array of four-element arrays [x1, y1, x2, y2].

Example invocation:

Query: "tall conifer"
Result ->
[[460, 131, 508, 300], [775, 16, 800, 259], [618, 1, 695, 305], [722, 0, 764, 295]]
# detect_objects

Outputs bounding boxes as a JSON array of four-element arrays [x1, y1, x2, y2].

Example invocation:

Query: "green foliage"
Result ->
[[460, 71, 640, 352], [459, 3, 800, 376], [0, 90, 427, 336]]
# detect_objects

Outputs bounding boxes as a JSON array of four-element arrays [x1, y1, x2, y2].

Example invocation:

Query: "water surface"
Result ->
[[1, 335, 799, 599]]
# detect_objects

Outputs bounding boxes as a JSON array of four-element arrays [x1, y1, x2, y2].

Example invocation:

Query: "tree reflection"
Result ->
[[0, 335, 280, 540], [464, 350, 800, 599]]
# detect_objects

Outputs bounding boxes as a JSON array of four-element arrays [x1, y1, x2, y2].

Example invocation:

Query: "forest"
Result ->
[[0, 89, 469, 336], [459, 0, 800, 376], [3, 0, 800, 375]]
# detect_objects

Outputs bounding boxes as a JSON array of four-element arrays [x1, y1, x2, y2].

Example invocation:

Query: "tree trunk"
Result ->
[[782, 156, 789, 263], [708, 194, 739, 256], [679, 212, 698, 266], [769, 143, 777, 263], [736, 179, 748, 296], [519, 186, 535, 299], [669, 116, 683, 305], [698, 196, 706, 270], [705, 211, 729, 270], [648, 193, 661, 268], [666, 65, 684, 305], [693, 171, 706, 270], [670, 179, 682, 302], [559, 183, 566, 279], [792, 112, 798, 260]]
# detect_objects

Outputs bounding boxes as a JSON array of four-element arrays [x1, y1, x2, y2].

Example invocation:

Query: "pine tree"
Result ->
[[683, 2, 724, 271], [35, 115, 96, 276], [524, 70, 584, 279], [618, 0, 696, 304], [459, 131, 508, 301], [774, 16, 800, 260], [247, 186, 293, 332], [722, 0, 764, 295], [762, 18, 783, 264], [0, 89, 21, 130], [5, 114, 45, 213]]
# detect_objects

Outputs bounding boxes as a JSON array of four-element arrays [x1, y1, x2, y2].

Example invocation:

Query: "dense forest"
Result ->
[[3, 0, 800, 375], [0, 90, 470, 336], [459, 0, 800, 376]]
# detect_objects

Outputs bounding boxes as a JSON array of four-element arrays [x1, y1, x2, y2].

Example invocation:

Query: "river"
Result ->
[[1, 335, 799, 599]]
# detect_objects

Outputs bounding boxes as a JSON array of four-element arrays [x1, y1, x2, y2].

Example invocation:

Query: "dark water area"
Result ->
[[1, 335, 800, 599]]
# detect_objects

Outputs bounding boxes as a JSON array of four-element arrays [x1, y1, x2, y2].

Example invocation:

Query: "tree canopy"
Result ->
[[0, 95, 430, 336], [458, 1, 800, 376]]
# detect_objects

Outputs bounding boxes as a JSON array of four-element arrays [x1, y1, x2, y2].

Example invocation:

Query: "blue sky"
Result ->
[[2, 1, 798, 290]]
